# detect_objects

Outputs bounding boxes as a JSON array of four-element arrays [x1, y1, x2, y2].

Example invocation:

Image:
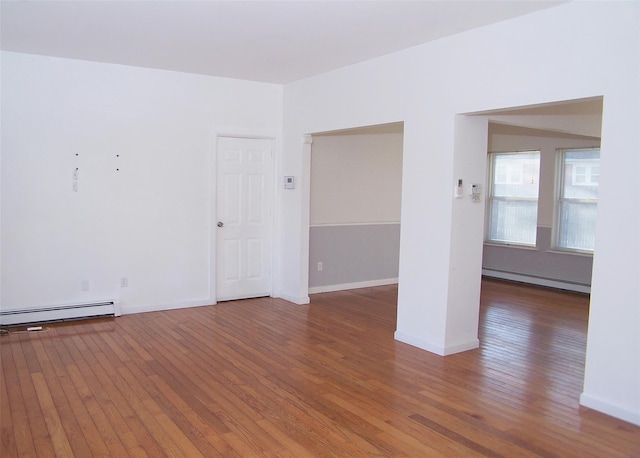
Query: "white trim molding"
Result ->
[[394, 331, 479, 356], [276, 293, 311, 305], [309, 278, 398, 295], [123, 299, 214, 316], [580, 393, 640, 426]]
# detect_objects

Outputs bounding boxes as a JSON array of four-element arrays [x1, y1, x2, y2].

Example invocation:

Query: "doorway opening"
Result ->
[[307, 122, 404, 294], [475, 96, 603, 294], [456, 96, 603, 401]]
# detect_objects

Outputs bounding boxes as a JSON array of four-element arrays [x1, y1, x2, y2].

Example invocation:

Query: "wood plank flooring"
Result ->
[[1, 279, 639, 457]]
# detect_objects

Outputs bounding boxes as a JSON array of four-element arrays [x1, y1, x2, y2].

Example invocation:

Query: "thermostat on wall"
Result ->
[[284, 176, 295, 189]]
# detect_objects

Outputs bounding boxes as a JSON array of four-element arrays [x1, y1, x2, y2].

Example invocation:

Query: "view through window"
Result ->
[[555, 148, 600, 252], [487, 151, 541, 246]]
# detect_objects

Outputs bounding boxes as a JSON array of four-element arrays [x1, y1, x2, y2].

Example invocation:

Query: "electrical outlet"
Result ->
[[317, 262, 323, 271], [120, 277, 128, 288]]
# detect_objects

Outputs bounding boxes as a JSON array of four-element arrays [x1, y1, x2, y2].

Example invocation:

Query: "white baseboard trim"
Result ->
[[394, 331, 479, 356], [115, 291, 313, 315], [394, 331, 446, 355], [309, 278, 398, 295], [482, 269, 591, 294], [580, 393, 640, 426], [276, 293, 310, 305], [443, 339, 480, 355], [122, 299, 214, 316]]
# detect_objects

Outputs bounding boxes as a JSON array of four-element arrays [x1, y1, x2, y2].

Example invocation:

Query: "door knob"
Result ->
[[217, 221, 224, 227]]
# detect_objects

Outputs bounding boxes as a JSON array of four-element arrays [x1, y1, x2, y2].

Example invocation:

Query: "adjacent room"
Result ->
[[309, 123, 403, 294], [479, 97, 603, 294]]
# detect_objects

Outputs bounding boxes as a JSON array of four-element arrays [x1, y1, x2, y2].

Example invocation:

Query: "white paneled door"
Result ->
[[216, 136, 273, 301]]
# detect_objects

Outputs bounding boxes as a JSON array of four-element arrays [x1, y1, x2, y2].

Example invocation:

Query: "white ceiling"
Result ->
[[1, 0, 565, 84]]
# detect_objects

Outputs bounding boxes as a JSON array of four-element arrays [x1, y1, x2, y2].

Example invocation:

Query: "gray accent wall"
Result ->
[[309, 224, 400, 288], [483, 226, 593, 287]]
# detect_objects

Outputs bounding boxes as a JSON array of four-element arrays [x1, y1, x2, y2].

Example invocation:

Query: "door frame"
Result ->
[[210, 129, 278, 303]]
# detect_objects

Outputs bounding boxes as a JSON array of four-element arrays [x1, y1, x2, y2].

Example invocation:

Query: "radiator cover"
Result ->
[[0, 300, 121, 326]]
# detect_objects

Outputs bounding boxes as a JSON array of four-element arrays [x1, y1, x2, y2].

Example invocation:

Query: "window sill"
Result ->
[[546, 249, 593, 258], [483, 242, 538, 251]]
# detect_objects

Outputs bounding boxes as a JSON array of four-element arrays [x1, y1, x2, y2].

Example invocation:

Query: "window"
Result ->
[[572, 163, 599, 186], [487, 151, 540, 246], [555, 148, 600, 252]]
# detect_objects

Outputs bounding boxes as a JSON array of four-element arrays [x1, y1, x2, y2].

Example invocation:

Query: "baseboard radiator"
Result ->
[[0, 300, 121, 326], [482, 268, 590, 294]]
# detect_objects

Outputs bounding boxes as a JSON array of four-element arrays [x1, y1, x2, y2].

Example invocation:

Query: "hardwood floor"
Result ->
[[1, 279, 639, 457]]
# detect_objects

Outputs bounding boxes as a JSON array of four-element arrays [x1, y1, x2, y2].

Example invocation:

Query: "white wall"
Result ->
[[1, 51, 282, 314], [2, 1, 638, 427], [282, 1, 639, 424]]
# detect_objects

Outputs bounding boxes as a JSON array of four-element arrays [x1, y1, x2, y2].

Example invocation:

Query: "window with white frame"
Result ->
[[571, 162, 599, 186], [486, 151, 541, 246], [555, 148, 600, 252]]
